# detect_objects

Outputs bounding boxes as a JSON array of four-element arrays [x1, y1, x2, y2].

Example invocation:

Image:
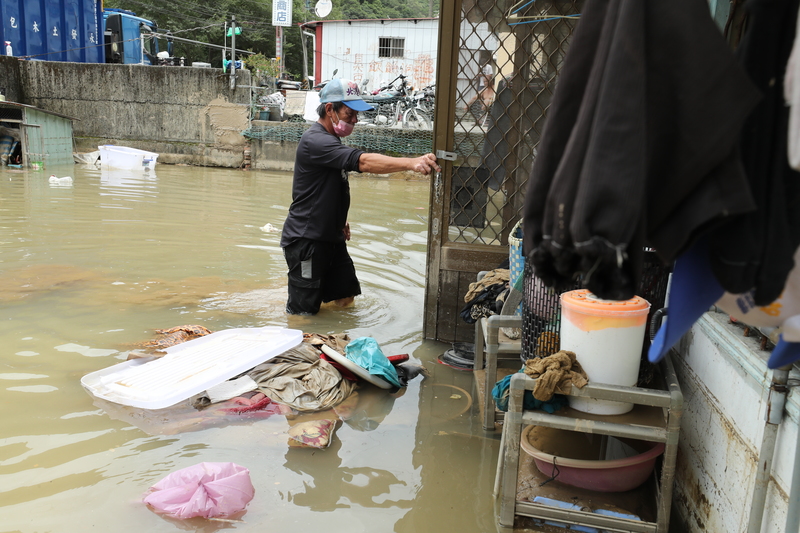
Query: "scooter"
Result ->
[[360, 74, 412, 126], [312, 69, 338, 91]]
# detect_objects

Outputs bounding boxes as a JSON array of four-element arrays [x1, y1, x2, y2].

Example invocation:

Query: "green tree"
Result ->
[[102, 0, 437, 75]]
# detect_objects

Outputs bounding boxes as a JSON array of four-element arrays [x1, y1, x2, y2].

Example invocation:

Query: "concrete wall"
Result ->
[[671, 312, 799, 532], [250, 137, 298, 172], [0, 56, 23, 102], [0, 56, 252, 167]]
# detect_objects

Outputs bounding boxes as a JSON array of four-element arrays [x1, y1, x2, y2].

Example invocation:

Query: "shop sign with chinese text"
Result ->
[[272, 0, 292, 26]]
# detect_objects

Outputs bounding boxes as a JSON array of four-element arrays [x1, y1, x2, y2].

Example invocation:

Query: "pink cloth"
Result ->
[[143, 462, 255, 519]]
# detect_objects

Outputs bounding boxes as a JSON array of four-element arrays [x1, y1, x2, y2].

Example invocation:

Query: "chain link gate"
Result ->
[[424, 0, 583, 342]]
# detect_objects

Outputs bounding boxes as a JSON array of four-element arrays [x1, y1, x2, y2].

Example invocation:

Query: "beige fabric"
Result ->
[[248, 341, 355, 412], [304, 332, 351, 354], [464, 268, 510, 302], [524, 350, 588, 402]]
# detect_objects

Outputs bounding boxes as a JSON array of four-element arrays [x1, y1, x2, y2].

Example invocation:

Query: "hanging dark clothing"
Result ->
[[522, 0, 760, 300], [707, 0, 800, 306]]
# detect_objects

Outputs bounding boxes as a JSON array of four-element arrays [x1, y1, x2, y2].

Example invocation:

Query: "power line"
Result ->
[[170, 23, 222, 35]]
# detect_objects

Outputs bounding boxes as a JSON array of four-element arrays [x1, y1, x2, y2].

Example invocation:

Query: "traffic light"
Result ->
[[226, 27, 242, 36]]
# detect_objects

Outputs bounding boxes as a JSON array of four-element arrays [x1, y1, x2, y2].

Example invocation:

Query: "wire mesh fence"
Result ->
[[449, 0, 583, 246], [242, 122, 435, 156]]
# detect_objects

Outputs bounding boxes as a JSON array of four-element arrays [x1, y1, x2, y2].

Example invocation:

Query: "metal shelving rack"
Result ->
[[474, 314, 523, 430], [496, 355, 683, 532]]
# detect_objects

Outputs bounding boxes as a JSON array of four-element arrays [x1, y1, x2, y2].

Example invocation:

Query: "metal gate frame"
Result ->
[[423, 0, 492, 343], [424, 0, 582, 342]]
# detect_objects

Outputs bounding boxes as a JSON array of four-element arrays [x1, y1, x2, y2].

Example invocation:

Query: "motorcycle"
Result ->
[[360, 74, 412, 126], [312, 69, 338, 91], [401, 87, 433, 130]]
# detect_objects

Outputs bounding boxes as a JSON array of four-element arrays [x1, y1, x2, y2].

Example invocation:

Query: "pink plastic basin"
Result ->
[[521, 425, 665, 492]]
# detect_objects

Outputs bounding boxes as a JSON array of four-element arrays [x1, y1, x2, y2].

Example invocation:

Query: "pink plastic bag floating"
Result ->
[[143, 462, 255, 519]]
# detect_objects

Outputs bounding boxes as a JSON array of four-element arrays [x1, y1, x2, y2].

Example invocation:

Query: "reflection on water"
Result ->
[[284, 437, 411, 512], [0, 164, 502, 533]]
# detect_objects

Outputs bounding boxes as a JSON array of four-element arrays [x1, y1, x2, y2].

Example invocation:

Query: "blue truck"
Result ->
[[103, 8, 176, 65], [0, 0, 176, 65]]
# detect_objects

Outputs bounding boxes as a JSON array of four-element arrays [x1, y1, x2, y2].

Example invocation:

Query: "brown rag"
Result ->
[[524, 350, 588, 401]]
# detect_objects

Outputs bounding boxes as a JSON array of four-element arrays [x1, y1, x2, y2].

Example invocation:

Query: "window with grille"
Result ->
[[378, 37, 404, 58]]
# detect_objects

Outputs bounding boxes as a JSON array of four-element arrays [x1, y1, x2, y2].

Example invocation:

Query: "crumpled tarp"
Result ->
[[248, 341, 355, 412], [524, 350, 588, 401], [142, 462, 255, 519], [345, 337, 403, 388]]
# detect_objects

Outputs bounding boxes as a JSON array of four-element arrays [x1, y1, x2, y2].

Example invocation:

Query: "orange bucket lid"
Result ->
[[560, 289, 650, 317]]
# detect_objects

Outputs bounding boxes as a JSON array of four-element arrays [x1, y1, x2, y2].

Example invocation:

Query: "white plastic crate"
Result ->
[[81, 326, 302, 409], [99, 145, 159, 170]]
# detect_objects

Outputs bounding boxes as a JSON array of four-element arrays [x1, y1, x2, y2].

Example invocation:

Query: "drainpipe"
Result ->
[[786, 378, 800, 533], [230, 16, 237, 90], [747, 364, 791, 533]]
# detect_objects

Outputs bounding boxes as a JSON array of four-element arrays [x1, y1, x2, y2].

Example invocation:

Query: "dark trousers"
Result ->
[[283, 238, 361, 315]]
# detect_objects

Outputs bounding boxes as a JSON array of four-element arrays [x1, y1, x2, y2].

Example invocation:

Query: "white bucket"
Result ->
[[559, 290, 650, 415], [99, 145, 158, 170]]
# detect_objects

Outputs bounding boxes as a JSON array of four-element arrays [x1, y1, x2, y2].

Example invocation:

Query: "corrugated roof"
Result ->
[[301, 17, 438, 28], [0, 101, 79, 121]]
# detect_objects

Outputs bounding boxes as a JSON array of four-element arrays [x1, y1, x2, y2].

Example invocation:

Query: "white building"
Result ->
[[301, 17, 497, 99]]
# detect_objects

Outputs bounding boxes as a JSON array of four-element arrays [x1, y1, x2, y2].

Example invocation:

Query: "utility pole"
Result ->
[[300, 29, 309, 88], [230, 15, 237, 89]]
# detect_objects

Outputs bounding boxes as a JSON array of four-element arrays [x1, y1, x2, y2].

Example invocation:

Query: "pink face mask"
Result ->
[[332, 112, 355, 137]]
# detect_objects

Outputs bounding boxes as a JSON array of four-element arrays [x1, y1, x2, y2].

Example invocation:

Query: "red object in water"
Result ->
[[388, 354, 410, 365], [223, 393, 272, 414]]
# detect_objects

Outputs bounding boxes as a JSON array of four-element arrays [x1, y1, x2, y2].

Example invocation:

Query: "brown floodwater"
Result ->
[[0, 162, 509, 533]]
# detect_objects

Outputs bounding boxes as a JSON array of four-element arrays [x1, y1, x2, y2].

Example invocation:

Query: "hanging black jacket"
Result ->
[[523, 0, 760, 300]]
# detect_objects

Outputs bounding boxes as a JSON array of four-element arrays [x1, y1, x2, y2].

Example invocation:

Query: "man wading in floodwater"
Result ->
[[280, 79, 440, 315]]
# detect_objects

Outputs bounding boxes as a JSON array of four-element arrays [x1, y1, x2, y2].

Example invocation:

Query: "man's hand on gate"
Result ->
[[412, 153, 441, 175]]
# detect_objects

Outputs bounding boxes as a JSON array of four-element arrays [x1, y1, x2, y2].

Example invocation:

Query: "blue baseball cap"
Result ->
[[319, 78, 374, 111]]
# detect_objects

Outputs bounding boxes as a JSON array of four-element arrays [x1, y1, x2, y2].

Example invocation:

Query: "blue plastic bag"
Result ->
[[345, 337, 403, 388]]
